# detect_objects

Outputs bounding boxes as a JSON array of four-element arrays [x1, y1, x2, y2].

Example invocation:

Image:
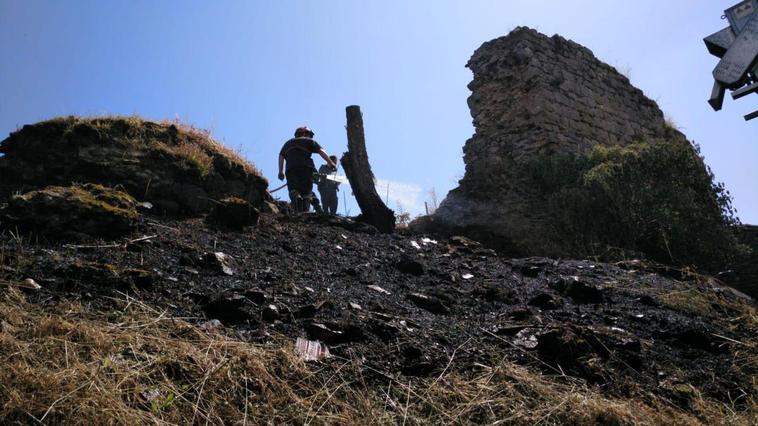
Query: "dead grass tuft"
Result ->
[[160, 118, 260, 176], [0, 287, 754, 425], [170, 142, 215, 177], [36, 115, 261, 178]]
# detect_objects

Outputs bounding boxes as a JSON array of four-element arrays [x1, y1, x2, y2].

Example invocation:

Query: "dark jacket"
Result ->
[[279, 137, 322, 171]]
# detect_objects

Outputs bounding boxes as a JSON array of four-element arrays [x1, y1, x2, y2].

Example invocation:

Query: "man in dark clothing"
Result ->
[[317, 155, 340, 215], [278, 126, 336, 213]]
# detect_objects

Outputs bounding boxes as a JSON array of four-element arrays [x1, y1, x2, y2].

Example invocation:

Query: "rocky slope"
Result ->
[[0, 208, 755, 424]]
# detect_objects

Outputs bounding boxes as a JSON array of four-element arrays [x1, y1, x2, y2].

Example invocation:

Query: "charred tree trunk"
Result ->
[[341, 105, 395, 233]]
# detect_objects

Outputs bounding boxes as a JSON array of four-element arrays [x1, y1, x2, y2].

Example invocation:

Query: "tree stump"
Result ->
[[341, 105, 395, 233]]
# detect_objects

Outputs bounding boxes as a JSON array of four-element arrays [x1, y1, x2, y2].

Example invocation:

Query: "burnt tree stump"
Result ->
[[341, 105, 395, 233]]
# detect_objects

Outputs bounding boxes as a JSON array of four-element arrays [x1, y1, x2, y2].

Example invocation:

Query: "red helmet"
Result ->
[[294, 126, 314, 137]]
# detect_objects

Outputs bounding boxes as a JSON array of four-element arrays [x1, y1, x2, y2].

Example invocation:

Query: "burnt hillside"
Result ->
[[0, 196, 756, 423]]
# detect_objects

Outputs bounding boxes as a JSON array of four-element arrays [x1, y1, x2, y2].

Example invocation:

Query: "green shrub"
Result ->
[[525, 139, 746, 271]]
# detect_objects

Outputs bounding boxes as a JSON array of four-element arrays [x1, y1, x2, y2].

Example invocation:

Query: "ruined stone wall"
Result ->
[[434, 27, 689, 255]]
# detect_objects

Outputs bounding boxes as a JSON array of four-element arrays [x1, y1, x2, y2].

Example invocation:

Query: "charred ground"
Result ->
[[1, 210, 755, 424]]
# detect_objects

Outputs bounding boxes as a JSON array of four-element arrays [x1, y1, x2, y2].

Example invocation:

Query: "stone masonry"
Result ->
[[434, 27, 690, 255]]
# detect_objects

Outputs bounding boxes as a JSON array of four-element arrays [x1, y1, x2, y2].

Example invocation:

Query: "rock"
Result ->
[[449, 235, 481, 248], [262, 304, 279, 322], [0, 184, 138, 240], [396, 255, 425, 276], [537, 328, 594, 369], [202, 252, 235, 276], [0, 117, 270, 216], [478, 284, 515, 303], [401, 344, 423, 360], [296, 304, 318, 319], [244, 289, 268, 305], [203, 294, 251, 324], [508, 307, 532, 320], [565, 280, 604, 304], [528, 293, 562, 310], [368, 318, 401, 341], [638, 295, 657, 306], [667, 326, 728, 354], [516, 264, 542, 278], [401, 361, 437, 377], [178, 255, 198, 267], [206, 197, 260, 230], [64, 260, 122, 286], [124, 269, 154, 289], [307, 323, 343, 345], [407, 293, 450, 314]]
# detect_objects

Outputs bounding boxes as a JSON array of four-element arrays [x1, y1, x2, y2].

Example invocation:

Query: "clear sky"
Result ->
[[1, 1, 756, 223]]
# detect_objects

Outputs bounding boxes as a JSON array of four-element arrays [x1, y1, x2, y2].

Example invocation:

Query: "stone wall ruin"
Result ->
[[433, 27, 692, 255]]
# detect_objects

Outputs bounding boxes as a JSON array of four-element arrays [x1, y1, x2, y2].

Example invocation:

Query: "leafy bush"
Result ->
[[525, 139, 746, 271]]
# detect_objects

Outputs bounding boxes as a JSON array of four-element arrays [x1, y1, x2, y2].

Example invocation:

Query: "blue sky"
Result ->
[[1, 1, 756, 222]]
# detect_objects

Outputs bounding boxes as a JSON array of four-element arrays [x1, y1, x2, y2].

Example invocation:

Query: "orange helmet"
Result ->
[[294, 126, 314, 137]]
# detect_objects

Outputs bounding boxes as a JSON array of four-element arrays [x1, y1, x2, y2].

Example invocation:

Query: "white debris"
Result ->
[[141, 388, 161, 403], [462, 273, 474, 280], [400, 320, 414, 332], [420, 237, 437, 245], [335, 245, 343, 250], [341, 234, 348, 240], [304, 286, 315, 293], [17, 278, 41, 290], [410, 241, 421, 250], [349, 302, 363, 310], [513, 329, 539, 349], [199, 319, 223, 330], [295, 337, 331, 361], [367, 285, 391, 295]]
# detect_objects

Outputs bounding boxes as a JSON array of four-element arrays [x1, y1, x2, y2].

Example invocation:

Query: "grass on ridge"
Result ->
[[34, 115, 260, 178]]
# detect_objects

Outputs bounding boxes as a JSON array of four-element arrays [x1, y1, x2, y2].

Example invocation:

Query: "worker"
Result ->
[[317, 155, 340, 215], [278, 126, 336, 213]]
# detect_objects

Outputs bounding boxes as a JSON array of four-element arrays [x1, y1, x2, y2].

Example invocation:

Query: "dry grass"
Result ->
[[170, 142, 215, 177], [39, 115, 261, 178], [659, 288, 718, 318], [0, 287, 754, 425], [160, 118, 261, 177]]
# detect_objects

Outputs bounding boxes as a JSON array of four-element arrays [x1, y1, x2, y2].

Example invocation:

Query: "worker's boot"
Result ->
[[303, 193, 322, 214], [289, 190, 304, 213]]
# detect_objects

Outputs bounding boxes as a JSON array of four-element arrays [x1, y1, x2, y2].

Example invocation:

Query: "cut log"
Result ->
[[341, 105, 395, 233]]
